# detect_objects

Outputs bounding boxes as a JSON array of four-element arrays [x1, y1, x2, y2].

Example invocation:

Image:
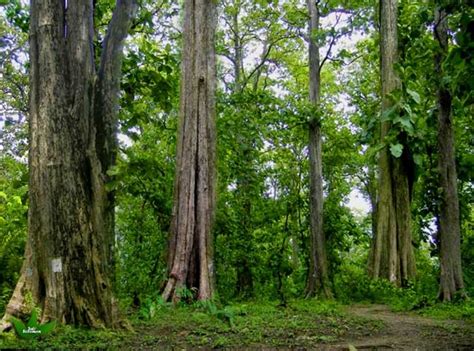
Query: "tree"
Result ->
[[0, 0, 29, 159], [305, 0, 331, 298], [162, 0, 217, 302], [433, 4, 465, 301], [114, 35, 180, 306], [0, 0, 135, 329], [217, 0, 287, 298], [370, 0, 415, 285], [0, 156, 28, 314]]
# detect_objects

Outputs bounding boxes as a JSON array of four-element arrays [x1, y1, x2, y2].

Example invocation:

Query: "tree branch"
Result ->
[[96, 0, 136, 167], [129, 1, 164, 33], [319, 14, 342, 72], [242, 34, 294, 88], [245, 41, 273, 87]]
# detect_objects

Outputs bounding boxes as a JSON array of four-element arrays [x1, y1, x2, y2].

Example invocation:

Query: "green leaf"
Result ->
[[390, 143, 404, 158], [10, 317, 26, 336], [413, 154, 423, 166], [10, 310, 56, 339], [406, 88, 421, 104], [10, 316, 34, 340], [402, 103, 413, 117], [395, 117, 414, 135], [381, 104, 399, 122], [27, 309, 39, 328], [12, 195, 22, 205], [106, 166, 120, 176]]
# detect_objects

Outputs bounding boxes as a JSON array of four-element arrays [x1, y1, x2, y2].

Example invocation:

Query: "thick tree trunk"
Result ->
[[1, 0, 134, 330], [434, 6, 465, 301], [370, 0, 415, 285], [162, 0, 217, 302], [305, 0, 331, 298]]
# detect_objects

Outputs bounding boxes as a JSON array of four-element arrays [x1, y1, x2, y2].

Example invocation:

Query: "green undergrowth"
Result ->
[[0, 324, 128, 349], [337, 276, 474, 320], [417, 299, 474, 322], [1, 297, 472, 349], [130, 300, 382, 348], [0, 299, 383, 349], [335, 270, 474, 322], [124, 299, 383, 349]]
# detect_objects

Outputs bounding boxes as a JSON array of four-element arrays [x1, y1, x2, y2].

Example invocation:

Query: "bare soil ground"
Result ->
[[330, 304, 474, 350]]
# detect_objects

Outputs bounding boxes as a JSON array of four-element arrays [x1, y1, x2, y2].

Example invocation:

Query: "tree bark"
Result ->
[[162, 0, 217, 302], [1, 0, 135, 330], [370, 0, 415, 285], [231, 3, 243, 93], [305, 0, 331, 298], [434, 5, 465, 301]]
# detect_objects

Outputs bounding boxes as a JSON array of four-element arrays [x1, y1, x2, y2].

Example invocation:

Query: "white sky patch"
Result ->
[[347, 188, 371, 216], [118, 132, 133, 148]]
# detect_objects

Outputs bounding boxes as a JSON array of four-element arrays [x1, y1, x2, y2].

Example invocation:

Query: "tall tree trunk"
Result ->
[[162, 0, 217, 302], [232, 4, 243, 93], [370, 0, 415, 285], [224, 2, 254, 297], [434, 5, 465, 301], [0, 0, 135, 330], [305, 0, 331, 298]]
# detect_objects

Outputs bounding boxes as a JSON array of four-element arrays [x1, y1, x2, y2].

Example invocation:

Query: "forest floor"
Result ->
[[122, 302, 474, 350], [0, 301, 473, 349], [334, 304, 474, 350]]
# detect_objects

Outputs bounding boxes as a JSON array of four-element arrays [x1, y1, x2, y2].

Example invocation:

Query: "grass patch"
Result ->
[[418, 299, 474, 322]]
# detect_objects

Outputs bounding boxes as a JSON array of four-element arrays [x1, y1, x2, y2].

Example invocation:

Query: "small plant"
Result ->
[[194, 300, 235, 327], [194, 299, 217, 314], [215, 308, 235, 328], [139, 295, 169, 320], [10, 308, 56, 340], [175, 287, 195, 303]]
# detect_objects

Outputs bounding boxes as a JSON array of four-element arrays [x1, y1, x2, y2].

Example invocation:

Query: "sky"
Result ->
[[347, 188, 371, 215]]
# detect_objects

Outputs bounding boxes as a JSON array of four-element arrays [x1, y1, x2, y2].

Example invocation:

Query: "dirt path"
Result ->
[[331, 304, 474, 350]]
